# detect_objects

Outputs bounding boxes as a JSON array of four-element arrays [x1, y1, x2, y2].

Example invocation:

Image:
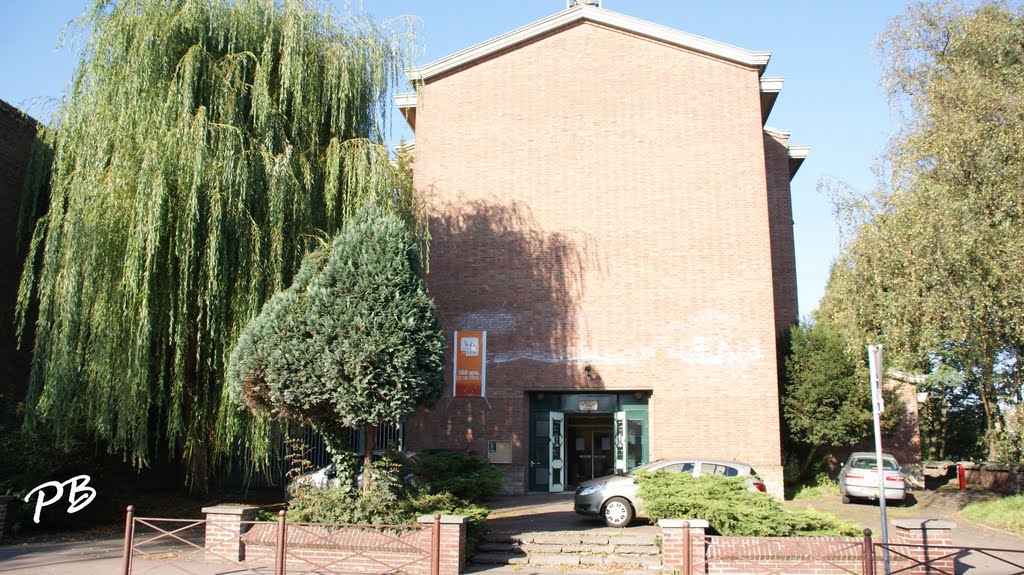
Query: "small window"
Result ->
[[722, 466, 739, 477]]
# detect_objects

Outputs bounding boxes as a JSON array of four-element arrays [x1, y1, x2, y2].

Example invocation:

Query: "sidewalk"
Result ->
[[0, 536, 275, 575]]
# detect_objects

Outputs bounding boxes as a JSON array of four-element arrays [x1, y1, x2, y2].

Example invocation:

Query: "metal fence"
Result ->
[[217, 424, 405, 489], [121, 507, 439, 575], [677, 525, 1024, 575]]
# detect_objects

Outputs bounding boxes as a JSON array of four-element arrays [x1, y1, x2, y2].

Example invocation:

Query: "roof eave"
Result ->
[[395, 92, 417, 131], [759, 77, 783, 125], [406, 5, 771, 83], [788, 145, 810, 180]]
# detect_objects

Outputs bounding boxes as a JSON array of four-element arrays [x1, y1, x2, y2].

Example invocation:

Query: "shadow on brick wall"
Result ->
[[404, 198, 593, 462]]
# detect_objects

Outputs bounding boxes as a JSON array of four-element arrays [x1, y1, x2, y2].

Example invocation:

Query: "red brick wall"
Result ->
[[763, 130, 799, 335], [238, 519, 464, 575], [0, 101, 39, 406], [408, 21, 786, 495], [660, 519, 955, 575]]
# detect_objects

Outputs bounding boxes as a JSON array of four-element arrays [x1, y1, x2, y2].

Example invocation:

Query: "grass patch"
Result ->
[[791, 474, 841, 500], [959, 495, 1024, 535]]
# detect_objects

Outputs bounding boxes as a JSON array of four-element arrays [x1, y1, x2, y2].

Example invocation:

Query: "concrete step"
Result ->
[[472, 552, 528, 565], [472, 530, 662, 570]]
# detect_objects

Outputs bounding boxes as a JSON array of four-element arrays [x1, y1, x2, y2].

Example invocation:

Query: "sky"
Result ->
[[0, 1, 912, 317]]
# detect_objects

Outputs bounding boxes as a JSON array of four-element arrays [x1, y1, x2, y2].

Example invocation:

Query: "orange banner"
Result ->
[[453, 330, 486, 397]]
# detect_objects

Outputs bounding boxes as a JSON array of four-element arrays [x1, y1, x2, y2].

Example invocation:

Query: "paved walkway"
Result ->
[[484, 492, 657, 536]]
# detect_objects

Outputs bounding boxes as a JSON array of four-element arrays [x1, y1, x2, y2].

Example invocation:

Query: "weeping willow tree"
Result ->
[[16, 0, 419, 489]]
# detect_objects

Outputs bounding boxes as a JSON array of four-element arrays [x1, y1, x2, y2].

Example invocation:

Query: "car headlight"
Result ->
[[577, 483, 605, 496]]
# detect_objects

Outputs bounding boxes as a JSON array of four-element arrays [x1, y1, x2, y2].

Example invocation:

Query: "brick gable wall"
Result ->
[[407, 21, 786, 496]]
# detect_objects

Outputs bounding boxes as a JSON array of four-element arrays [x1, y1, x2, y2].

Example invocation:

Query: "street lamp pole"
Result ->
[[867, 344, 891, 575]]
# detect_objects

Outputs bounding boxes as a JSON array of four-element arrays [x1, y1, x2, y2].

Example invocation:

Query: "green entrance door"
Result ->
[[529, 392, 649, 491]]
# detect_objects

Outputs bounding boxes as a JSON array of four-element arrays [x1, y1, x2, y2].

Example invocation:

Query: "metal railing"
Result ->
[[875, 540, 1024, 575], [120, 506, 439, 575], [676, 523, 1024, 575]]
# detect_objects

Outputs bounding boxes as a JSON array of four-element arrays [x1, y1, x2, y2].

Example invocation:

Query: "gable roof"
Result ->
[[406, 4, 772, 83]]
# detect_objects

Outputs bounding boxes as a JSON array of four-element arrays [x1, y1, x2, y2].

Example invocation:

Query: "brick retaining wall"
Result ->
[[202, 506, 466, 575], [660, 518, 955, 575]]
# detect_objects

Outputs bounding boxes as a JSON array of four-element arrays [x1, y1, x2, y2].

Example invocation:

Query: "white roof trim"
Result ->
[[788, 145, 810, 160], [407, 4, 771, 82], [760, 77, 784, 93], [395, 92, 417, 108]]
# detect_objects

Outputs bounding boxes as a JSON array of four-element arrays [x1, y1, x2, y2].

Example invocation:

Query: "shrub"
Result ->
[[408, 492, 489, 552], [413, 451, 502, 503], [791, 473, 842, 500], [636, 472, 859, 537], [282, 449, 494, 554]]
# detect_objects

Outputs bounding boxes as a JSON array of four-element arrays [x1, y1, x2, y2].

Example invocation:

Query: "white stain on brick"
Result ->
[[455, 310, 518, 336]]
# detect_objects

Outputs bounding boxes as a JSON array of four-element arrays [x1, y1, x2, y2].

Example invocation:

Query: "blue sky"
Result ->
[[0, 1, 911, 317]]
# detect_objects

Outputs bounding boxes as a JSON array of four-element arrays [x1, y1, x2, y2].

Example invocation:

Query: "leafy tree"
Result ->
[[818, 1, 1024, 459], [228, 207, 445, 486], [782, 319, 902, 480], [15, 0, 415, 489]]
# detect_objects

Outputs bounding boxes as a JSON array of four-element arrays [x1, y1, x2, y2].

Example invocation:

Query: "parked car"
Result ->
[[288, 463, 344, 495], [838, 452, 906, 505], [573, 458, 767, 528]]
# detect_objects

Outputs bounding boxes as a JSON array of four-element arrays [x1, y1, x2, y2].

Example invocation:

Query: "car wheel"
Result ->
[[602, 497, 634, 528], [841, 494, 851, 504]]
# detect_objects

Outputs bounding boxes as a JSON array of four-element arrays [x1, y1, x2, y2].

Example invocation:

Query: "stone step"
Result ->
[[476, 541, 519, 553], [473, 529, 662, 571], [472, 552, 528, 565], [481, 531, 659, 546], [520, 542, 660, 555]]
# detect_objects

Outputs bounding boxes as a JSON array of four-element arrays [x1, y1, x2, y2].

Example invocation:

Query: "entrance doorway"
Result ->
[[567, 414, 614, 485], [528, 392, 649, 492]]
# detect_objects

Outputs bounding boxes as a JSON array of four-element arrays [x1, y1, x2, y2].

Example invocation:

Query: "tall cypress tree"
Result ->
[[16, 0, 416, 488], [228, 207, 445, 487]]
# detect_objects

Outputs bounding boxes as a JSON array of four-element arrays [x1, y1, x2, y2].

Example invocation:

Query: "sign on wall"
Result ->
[[453, 330, 486, 397]]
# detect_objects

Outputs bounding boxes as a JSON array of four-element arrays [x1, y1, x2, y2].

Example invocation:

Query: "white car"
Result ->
[[838, 452, 906, 505], [573, 458, 767, 527]]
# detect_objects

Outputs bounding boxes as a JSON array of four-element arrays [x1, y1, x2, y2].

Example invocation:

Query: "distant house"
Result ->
[[397, 4, 807, 497]]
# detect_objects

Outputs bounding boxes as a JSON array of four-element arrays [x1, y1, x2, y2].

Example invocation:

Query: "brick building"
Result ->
[[0, 100, 39, 407], [398, 3, 807, 497]]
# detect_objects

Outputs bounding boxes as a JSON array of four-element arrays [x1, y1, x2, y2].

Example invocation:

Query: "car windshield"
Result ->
[[850, 457, 899, 471], [626, 460, 666, 475]]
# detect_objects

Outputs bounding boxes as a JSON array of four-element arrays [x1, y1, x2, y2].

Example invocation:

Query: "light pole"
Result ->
[[867, 344, 891, 575]]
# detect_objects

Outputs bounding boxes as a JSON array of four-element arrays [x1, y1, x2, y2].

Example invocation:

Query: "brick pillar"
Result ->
[[891, 519, 955, 575], [658, 519, 709, 575], [0, 496, 14, 541], [202, 505, 260, 561], [418, 514, 468, 575]]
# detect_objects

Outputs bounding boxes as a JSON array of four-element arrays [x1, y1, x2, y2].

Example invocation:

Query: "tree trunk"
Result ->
[[974, 354, 1001, 461], [362, 422, 377, 492], [797, 444, 820, 482]]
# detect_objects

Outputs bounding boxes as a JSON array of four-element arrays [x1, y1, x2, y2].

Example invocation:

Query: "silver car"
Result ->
[[838, 452, 906, 505], [573, 458, 767, 528]]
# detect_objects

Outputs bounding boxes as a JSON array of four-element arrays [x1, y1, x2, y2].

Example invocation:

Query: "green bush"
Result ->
[[636, 471, 859, 537], [413, 451, 502, 503], [282, 449, 494, 555], [791, 473, 842, 500], [408, 492, 490, 552]]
